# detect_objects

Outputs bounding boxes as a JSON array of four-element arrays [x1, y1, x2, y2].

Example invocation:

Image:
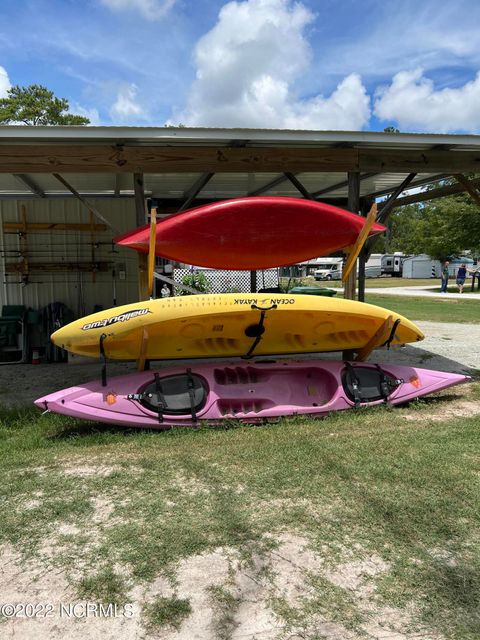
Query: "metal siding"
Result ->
[[0, 199, 139, 317]]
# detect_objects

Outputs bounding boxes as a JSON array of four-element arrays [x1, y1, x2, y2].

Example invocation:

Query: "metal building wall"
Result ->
[[0, 199, 140, 317]]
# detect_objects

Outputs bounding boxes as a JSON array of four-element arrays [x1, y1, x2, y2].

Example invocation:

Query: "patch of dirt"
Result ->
[[401, 399, 480, 422], [0, 545, 143, 640], [0, 533, 447, 640], [62, 465, 120, 478]]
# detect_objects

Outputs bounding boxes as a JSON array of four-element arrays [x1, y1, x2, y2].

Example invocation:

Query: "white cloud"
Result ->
[[374, 68, 480, 133], [99, 0, 176, 21], [69, 102, 101, 125], [0, 65, 11, 98], [110, 84, 146, 122], [175, 0, 371, 130]]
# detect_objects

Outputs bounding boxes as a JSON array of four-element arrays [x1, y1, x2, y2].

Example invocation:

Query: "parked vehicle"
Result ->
[[314, 258, 343, 281], [381, 253, 405, 277]]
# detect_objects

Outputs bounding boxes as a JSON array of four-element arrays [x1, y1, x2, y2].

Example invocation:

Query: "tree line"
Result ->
[[384, 185, 480, 260]]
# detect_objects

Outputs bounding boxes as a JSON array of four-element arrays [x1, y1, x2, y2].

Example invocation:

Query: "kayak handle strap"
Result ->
[[243, 304, 277, 359], [381, 318, 401, 350]]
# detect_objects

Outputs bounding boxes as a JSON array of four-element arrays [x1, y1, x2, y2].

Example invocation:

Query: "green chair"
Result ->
[[0, 305, 27, 363]]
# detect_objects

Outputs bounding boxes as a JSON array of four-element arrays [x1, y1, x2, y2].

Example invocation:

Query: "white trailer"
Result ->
[[381, 252, 405, 277]]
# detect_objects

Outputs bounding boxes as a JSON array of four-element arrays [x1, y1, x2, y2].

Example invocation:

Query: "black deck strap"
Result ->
[[99, 333, 108, 387], [344, 362, 362, 408], [381, 318, 401, 350], [374, 364, 404, 401], [186, 368, 198, 424], [154, 372, 166, 424], [374, 364, 391, 402], [243, 303, 277, 359]]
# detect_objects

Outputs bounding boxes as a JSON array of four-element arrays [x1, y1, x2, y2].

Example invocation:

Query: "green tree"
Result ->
[[0, 84, 90, 125], [179, 271, 210, 295], [388, 194, 480, 260]]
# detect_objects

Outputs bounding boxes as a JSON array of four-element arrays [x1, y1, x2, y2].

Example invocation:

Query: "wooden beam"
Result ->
[[0, 145, 359, 173], [3, 222, 107, 231], [147, 207, 156, 296], [377, 173, 417, 224], [390, 176, 480, 208], [354, 315, 394, 362], [284, 172, 313, 199], [312, 172, 379, 198], [5, 261, 111, 273], [365, 174, 448, 199], [133, 173, 149, 301], [13, 174, 45, 197], [248, 174, 290, 196], [359, 149, 480, 173], [179, 172, 214, 211], [363, 173, 416, 260], [53, 173, 118, 233], [0, 144, 479, 174], [453, 174, 480, 206]]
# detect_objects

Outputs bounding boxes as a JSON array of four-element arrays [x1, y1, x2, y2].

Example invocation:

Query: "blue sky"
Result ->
[[1, 0, 480, 132]]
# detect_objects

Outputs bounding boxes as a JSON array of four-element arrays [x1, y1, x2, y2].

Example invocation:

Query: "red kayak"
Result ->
[[115, 197, 385, 270]]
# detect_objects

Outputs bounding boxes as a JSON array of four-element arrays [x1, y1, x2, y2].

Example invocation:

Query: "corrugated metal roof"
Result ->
[[1, 125, 480, 149]]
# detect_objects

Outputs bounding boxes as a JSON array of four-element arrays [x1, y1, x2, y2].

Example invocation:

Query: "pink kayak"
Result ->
[[34, 360, 470, 428]]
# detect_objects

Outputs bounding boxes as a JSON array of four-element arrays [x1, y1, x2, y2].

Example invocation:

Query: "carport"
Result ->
[[0, 126, 479, 318]]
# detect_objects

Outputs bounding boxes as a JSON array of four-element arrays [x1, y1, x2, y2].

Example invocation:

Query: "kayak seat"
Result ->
[[139, 373, 208, 415], [342, 365, 399, 403]]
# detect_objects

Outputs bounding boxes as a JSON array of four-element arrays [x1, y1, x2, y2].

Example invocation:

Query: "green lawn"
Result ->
[[1, 387, 479, 638], [366, 294, 480, 323]]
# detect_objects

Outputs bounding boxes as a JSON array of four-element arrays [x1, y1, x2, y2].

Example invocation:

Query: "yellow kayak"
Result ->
[[51, 293, 424, 360]]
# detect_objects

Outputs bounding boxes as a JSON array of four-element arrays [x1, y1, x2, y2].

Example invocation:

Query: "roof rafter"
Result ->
[[178, 172, 215, 211], [13, 174, 45, 198]]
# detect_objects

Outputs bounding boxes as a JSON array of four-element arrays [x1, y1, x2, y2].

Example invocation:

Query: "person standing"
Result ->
[[456, 263, 467, 293], [440, 260, 450, 293]]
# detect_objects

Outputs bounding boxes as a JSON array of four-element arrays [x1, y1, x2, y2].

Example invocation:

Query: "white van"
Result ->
[[314, 258, 343, 281]]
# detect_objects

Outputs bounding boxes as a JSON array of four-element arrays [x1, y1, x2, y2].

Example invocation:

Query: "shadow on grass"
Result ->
[[44, 415, 252, 441]]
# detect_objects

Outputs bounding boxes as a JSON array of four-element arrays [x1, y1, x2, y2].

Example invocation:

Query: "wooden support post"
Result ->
[[342, 203, 377, 284], [354, 315, 394, 362], [20, 205, 29, 284], [133, 173, 149, 301], [358, 248, 367, 302], [354, 198, 376, 302], [342, 172, 360, 361], [250, 271, 257, 293], [344, 172, 360, 301], [137, 327, 149, 372], [89, 211, 96, 284]]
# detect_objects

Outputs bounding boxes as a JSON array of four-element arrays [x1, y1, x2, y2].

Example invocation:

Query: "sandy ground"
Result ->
[[0, 320, 477, 408], [0, 533, 447, 640]]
